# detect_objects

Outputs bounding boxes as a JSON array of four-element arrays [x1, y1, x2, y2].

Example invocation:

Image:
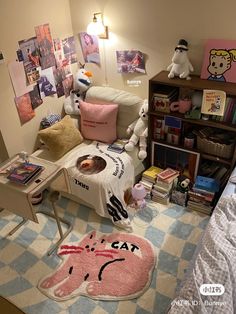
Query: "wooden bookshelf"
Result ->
[[148, 71, 236, 188]]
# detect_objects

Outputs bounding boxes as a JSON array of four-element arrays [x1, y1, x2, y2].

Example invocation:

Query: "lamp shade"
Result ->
[[132, 183, 147, 200], [87, 20, 105, 36]]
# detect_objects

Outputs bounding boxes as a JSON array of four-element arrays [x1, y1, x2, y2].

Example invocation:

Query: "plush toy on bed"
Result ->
[[64, 63, 92, 115], [167, 39, 194, 80], [125, 99, 148, 160]]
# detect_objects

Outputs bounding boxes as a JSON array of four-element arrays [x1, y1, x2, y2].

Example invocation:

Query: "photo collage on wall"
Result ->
[[9, 23, 78, 124]]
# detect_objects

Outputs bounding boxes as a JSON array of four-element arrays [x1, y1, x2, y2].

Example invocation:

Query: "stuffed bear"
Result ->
[[167, 39, 194, 80], [63, 63, 92, 115], [125, 99, 148, 160]]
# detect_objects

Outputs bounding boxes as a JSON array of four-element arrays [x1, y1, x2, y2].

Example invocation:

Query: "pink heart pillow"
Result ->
[[80, 101, 118, 143]]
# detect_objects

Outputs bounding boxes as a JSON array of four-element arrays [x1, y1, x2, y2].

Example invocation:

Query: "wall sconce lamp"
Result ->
[[87, 12, 109, 39]]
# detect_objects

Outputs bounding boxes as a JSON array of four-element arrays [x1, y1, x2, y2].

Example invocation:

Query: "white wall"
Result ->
[[69, 0, 236, 99], [1, 0, 236, 158], [0, 0, 74, 158]]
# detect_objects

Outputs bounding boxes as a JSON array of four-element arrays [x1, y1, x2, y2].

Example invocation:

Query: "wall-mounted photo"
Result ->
[[62, 36, 77, 64], [116, 50, 145, 74], [151, 142, 200, 182], [35, 23, 55, 70], [79, 32, 100, 65], [201, 39, 236, 83]]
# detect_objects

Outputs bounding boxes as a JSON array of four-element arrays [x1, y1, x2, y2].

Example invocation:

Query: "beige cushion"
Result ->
[[85, 86, 143, 138], [38, 115, 83, 159]]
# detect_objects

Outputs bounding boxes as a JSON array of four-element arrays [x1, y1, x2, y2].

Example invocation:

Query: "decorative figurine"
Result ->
[[167, 39, 194, 80]]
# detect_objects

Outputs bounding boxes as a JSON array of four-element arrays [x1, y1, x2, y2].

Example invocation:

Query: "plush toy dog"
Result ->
[[176, 175, 191, 193], [167, 39, 194, 80], [63, 63, 92, 115], [125, 100, 148, 160]]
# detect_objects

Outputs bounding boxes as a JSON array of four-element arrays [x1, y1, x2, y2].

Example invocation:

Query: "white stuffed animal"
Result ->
[[74, 62, 92, 93], [64, 90, 82, 115], [63, 63, 92, 115], [167, 39, 194, 80], [125, 99, 148, 160]]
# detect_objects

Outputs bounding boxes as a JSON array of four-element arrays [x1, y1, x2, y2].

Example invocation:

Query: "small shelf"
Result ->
[[148, 70, 236, 184], [153, 139, 232, 165], [150, 70, 236, 97], [149, 111, 236, 132]]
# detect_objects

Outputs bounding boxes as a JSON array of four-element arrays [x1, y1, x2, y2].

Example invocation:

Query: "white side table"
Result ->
[[0, 154, 72, 255]]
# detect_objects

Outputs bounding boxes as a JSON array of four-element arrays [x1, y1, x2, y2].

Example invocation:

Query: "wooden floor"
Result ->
[[0, 296, 25, 314]]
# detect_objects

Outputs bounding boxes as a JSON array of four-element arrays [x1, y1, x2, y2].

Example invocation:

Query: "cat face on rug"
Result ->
[[38, 231, 156, 301]]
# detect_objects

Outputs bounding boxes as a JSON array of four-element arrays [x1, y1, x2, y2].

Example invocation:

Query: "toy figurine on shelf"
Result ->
[[167, 39, 194, 80]]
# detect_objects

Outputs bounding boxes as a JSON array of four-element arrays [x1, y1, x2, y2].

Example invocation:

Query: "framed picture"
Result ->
[[201, 39, 236, 83], [151, 142, 200, 182]]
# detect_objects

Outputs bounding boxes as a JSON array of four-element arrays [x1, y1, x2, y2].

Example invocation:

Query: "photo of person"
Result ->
[[76, 155, 107, 175], [29, 85, 43, 109], [18, 37, 40, 77], [53, 67, 65, 98], [35, 23, 55, 69], [14, 93, 35, 124], [62, 36, 77, 64], [116, 50, 146, 73], [79, 32, 100, 64], [62, 75, 73, 97], [38, 67, 56, 98]]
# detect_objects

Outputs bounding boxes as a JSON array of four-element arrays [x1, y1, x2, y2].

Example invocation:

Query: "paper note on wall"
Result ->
[[8, 61, 34, 97]]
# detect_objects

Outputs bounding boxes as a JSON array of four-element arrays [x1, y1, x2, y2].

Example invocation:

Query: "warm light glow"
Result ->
[[87, 13, 108, 39], [87, 20, 105, 36]]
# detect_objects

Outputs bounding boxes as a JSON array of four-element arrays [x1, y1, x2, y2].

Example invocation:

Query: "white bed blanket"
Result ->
[[61, 141, 134, 232]]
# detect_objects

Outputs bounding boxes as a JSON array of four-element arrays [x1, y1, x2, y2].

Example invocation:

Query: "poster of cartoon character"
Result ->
[[201, 39, 236, 83]]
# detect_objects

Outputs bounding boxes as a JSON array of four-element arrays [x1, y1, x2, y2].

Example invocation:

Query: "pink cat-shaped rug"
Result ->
[[38, 231, 156, 301]]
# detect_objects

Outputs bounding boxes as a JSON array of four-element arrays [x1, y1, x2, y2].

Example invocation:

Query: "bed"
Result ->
[[33, 86, 146, 231], [167, 166, 236, 314]]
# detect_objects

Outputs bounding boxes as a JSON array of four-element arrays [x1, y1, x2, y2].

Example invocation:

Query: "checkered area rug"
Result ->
[[0, 196, 209, 314]]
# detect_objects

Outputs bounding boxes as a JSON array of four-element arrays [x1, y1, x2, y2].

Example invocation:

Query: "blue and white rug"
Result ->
[[0, 196, 209, 314]]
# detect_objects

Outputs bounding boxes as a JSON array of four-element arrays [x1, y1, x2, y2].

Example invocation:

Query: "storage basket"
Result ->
[[197, 136, 235, 159]]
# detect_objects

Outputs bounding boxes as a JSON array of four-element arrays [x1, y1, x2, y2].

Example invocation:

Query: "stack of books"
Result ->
[[187, 176, 219, 215], [140, 166, 163, 198], [152, 168, 179, 205], [152, 86, 178, 113]]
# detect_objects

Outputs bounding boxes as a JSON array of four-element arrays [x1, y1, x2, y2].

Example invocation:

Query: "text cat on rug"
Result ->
[[38, 231, 156, 301]]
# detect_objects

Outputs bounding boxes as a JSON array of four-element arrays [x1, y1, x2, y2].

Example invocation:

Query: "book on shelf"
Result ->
[[153, 183, 172, 193], [187, 201, 212, 215], [107, 139, 128, 154], [153, 86, 178, 99], [157, 168, 179, 181], [152, 189, 169, 198], [152, 87, 178, 113], [223, 98, 235, 122], [157, 172, 179, 184], [142, 166, 163, 183], [195, 176, 220, 193], [201, 89, 226, 116], [232, 106, 236, 124], [188, 190, 214, 203], [139, 179, 153, 191], [7, 162, 44, 185]]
